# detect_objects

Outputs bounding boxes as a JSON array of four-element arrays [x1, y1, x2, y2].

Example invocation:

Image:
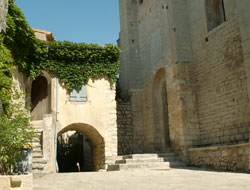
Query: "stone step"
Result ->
[[32, 141, 42, 146], [33, 158, 47, 164], [33, 151, 43, 158], [122, 154, 159, 159], [32, 163, 45, 170], [33, 149, 43, 153], [117, 156, 123, 160], [108, 162, 170, 171], [33, 144, 42, 150], [122, 153, 178, 159], [33, 149, 43, 154], [115, 158, 165, 164], [31, 120, 43, 127], [33, 126, 43, 131], [34, 128, 43, 133], [108, 152, 185, 171], [124, 156, 180, 162]]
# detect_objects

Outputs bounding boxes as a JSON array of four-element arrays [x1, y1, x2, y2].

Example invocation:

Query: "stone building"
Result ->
[[118, 0, 250, 172], [0, 0, 8, 33], [13, 29, 118, 173]]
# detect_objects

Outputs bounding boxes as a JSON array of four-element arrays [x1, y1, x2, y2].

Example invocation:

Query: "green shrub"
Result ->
[[0, 90, 37, 175]]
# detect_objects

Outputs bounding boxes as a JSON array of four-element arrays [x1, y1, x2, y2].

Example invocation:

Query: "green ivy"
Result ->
[[0, 34, 13, 114], [37, 41, 120, 90], [4, 0, 39, 78], [3, 1, 120, 92]]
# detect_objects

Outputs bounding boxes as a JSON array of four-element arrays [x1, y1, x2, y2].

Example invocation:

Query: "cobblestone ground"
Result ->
[[33, 168, 250, 190]]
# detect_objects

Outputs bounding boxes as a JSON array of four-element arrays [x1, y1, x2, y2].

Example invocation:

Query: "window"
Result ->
[[69, 84, 87, 102], [205, 0, 226, 31]]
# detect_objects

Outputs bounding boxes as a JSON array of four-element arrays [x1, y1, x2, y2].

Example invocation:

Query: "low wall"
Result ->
[[0, 174, 33, 190], [189, 143, 250, 172]]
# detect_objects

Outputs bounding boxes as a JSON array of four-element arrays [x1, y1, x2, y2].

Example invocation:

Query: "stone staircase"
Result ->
[[107, 152, 186, 171], [32, 120, 48, 173]]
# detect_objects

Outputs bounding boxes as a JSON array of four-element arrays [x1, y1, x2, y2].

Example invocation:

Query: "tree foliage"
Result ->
[[0, 95, 35, 175]]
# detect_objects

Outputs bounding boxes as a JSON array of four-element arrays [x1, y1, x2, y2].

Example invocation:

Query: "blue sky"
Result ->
[[15, 0, 120, 45]]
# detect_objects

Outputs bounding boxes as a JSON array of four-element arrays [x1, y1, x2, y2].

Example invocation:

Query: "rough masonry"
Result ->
[[118, 0, 250, 172], [0, 0, 8, 33]]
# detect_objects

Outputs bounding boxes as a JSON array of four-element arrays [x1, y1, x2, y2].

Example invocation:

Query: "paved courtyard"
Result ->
[[33, 168, 250, 190]]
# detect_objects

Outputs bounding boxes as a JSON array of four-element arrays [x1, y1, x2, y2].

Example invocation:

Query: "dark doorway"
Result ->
[[57, 131, 93, 173], [31, 76, 49, 120]]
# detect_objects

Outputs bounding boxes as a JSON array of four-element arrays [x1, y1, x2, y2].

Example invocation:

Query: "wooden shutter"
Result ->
[[79, 84, 87, 102], [69, 89, 78, 101]]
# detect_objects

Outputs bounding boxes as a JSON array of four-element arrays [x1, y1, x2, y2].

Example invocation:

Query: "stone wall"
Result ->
[[188, 1, 250, 146], [119, 0, 200, 159], [117, 99, 133, 155], [54, 77, 118, 170], [42, 114, 56, 173], [119, 0, 250, 171], [189, 143, 250, 172], [0, 0, 8, 33]]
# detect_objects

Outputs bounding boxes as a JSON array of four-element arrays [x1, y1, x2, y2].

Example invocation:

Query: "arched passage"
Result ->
[[31, 76, 49, 120], [152, 68, 171, 152], [57, 123, 105, 172]]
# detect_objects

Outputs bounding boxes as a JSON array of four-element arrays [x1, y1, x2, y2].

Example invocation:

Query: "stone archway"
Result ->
[[31, 76, 49, 120], [152, 68, 171, 152], [58, 123, 105, 171]]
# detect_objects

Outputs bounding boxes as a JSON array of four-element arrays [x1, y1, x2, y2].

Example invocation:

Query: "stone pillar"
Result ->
[[43, 114, 56, 173], [0, 0, 8, 33], [103, 84, 118, 167], [166, 62, 200, 161]]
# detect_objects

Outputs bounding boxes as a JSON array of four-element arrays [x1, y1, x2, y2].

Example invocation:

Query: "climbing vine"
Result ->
[[0, 34, 13, 114], [37, 41, 120, 90], [3, 0, 120, 92]]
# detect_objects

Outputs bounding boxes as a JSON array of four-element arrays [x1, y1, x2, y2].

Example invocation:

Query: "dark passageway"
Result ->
[[57, 131, 92, 173]]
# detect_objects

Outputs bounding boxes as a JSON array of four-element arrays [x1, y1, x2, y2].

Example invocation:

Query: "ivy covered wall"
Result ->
[[0, 0, 120, 114]]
